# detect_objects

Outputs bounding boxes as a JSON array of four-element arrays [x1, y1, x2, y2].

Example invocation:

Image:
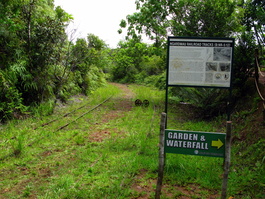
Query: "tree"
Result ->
[[0, 0, 30, 120], [229, 0, 265, 89], [111, 39, 151, 83], [120, 0, 240, 46], [17, 1, 73, 104], [118, 0, 250, 118], [69, 35, 107, 95], [110, 37, 167, 84], [87, 33, 106, 51], [0, 1, 111, 120], [243, 0, 265, 48], [0, 0, 73, 120]]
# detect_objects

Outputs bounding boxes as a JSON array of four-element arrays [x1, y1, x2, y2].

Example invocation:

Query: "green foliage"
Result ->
[[170, 87, 230, 118], [140, 55, 165, 76], [1, 0, 265, 123], [31, 99, 55, 117], [230, 136, 265, 197], [0, 84, 264, 198], [231, 0, 265, 96], [0, 1, 109, 120], [121, 0, 240, 44], [243, 0, 265, 49], [69, 36, 107, 95], [111, 51, 136, 83], [87, 33, 106, 50], [116, 0, 247, 118], [233, 31, 256, 88], [0, 0, 71, 109], [0, 70, 28, 121], [11, 133, 24, 157], [111, 39, 165, 84]]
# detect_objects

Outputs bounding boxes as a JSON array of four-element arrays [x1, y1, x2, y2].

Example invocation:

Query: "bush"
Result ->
[[233, 32, 256, 88], [0, 86, 28, 121], [170, 87, 230, 119]]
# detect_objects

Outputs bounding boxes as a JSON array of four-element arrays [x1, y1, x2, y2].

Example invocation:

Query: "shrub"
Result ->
[[0, 71, 28, 121]]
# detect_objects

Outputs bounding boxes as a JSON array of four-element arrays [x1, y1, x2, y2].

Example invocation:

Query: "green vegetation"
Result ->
[[1, 0, 265, 121], [0, 1, 108, 121], [1, 0, 265, 198], [1, 83, 264, 198]]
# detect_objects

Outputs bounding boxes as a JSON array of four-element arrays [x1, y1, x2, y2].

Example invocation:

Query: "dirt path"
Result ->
[[95, 83, 221, 199], [110, 83, 135, 100], [0, 83, 224, 198], [103, 83, 134, 118], [88, 83, 135, 142]]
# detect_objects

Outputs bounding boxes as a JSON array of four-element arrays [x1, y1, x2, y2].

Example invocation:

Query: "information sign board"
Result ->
[[167, 37, 234, 88], [164, 129, 226, 157]]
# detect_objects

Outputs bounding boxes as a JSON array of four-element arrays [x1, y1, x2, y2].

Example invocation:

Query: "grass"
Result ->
[[0, 83, 264, 198]]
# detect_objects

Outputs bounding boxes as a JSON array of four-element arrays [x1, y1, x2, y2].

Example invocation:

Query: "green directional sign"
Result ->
[[164, 129, 226, 158]]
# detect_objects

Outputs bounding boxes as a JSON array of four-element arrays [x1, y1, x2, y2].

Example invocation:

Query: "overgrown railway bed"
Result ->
[[0, 95, 114, 161], [0, 83, 155, 162], [0, 83, 167, 199]]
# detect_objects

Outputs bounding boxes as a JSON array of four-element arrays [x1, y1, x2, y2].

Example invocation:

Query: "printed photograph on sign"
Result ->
[[213, 48, 232, 61], [167, 37, 234, 88]]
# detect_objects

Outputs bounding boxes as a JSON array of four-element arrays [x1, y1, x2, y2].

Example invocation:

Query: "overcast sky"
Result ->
[[54, 0, 139, 48]]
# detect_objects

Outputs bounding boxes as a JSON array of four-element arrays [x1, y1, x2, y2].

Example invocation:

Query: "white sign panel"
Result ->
[[167, 37, 234, 88]]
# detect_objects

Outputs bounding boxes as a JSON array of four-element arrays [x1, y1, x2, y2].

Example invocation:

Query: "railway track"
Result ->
[[0, 95, 114, 161], [36, 95, 113, 132], [0, 84, 160, 162]]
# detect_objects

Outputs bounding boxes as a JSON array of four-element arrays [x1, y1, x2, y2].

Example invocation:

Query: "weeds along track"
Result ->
[[36, 95, 113, 133], [0, 95, 113, 161], [0, 84, 167, 199], [0, 84, 161, 162]]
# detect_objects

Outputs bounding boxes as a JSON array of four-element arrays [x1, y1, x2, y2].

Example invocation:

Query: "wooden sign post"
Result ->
[[221, 121, 232, 199], [155, 112, 166, 199]]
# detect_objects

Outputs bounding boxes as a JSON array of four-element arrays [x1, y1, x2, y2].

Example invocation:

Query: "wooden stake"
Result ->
[[221, 121, 232, 199], [155, 112, 167, 199]]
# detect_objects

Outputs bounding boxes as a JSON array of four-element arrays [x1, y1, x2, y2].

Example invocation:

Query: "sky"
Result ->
[[53, 0, 141, 48]]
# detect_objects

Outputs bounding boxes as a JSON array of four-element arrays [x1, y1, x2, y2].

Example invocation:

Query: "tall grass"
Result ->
[[0, 83, 261, 198]]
